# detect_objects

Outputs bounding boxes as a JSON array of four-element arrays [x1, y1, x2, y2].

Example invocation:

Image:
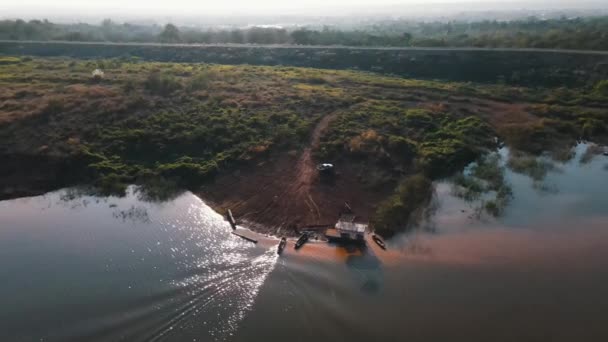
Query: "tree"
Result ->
[[402, 32, 413, 46], [291, 29, 313, 45], [159, 23, 181, 43]]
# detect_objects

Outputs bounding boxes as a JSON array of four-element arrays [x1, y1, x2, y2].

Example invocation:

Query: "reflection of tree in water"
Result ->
[[401, 234, 433, 256], [507, 149, 571, 196], [508, 151, 559, 182], [549, 145, 577, 163], [56, 183, 182, 209], [42, 186, 152, 224], [112, 205, 151, 224], [579, 144, 605, 164], [59, 188, 86, 202], [56, 187, 109, 209], [135, 178, 184, 203], [58, 187, 92, 204], [344, 246, 383, 294], [411, 193, 440, 234], [532, 182, 559, 195], [451, 152, 513, 218]]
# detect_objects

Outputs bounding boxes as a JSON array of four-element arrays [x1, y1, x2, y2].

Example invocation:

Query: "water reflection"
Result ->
[[443, 143, 608, 221], [342, 245, 383, 294], [0, 188, 278, 342], [384, 143, 608, 264], [112, 205, 151, 224]]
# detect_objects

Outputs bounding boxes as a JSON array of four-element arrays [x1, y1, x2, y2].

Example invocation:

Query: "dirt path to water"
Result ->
[[199, 110, 387, 235]]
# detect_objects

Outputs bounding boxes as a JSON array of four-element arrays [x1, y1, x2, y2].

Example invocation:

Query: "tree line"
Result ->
[[1, 16, 607, 50]]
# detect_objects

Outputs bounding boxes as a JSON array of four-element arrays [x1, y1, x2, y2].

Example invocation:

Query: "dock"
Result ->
[[232, 231, 258, 243]]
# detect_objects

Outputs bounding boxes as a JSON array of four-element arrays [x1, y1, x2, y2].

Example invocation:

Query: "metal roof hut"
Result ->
[[325, 211, 366, 243], [336, 216, 366, 241]]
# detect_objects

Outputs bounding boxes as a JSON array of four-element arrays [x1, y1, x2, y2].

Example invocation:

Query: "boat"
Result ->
[[277, 237, 287, 254], [372, 234, 386, 250], [294, 233, 309, 250]]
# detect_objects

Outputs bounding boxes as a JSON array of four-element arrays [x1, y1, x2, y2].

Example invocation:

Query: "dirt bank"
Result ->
[[199, 110, 390, 236]]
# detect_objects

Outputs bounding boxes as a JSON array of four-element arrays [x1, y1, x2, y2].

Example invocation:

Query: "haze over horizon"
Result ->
[[2, 0, 607, 22]]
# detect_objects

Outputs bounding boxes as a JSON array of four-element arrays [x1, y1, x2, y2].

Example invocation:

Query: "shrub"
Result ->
[[371, 174, 432, 237], [122, 79, 136, 93], [348, 129, 383, 155], [581, 118, 606, 138], [144, 71, 182, 96], [594, 80, 608, 96], [157, 160, 218, 186], [39, 98, 65, 118], [96, 173, 128, 196], [387, 135, 416, 160], [187, 71, 217, 91], [0, 56, 21, 65]]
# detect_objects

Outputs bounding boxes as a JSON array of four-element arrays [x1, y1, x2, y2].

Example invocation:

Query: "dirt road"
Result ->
[[199, 110, 384, 235]]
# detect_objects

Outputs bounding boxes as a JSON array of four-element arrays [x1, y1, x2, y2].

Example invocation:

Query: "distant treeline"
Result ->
[[1, 16, 608, 50]]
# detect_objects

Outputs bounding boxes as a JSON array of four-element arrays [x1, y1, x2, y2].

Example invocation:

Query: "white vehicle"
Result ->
[[316, 163, 334, 172]]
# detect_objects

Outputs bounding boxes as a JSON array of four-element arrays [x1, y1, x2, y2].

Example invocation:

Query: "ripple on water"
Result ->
[[0, 188, 278, 342], [149, 200, 278, 342]]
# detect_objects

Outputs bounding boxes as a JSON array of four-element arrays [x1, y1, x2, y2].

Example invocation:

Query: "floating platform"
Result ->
[[231, 229, 258, 243]]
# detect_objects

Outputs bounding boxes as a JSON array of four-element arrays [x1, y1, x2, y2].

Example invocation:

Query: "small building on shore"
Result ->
[[325, 213, 366, 243]]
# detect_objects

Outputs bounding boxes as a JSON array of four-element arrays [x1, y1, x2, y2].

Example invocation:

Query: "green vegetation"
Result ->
[[143, 71, 182, 95], [0, 56, 22, 65], [371, 175, 433, 237], [319, 103, 495, 179], [0, 57, 356, 196], [2, 41, 605, 87], [3, 16, 608, 50], [0, 56, 606, 235], [499, 102, 608, 154]]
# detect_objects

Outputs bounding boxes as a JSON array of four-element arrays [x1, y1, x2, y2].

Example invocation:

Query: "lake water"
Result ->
[[1, 144, 608, 342]]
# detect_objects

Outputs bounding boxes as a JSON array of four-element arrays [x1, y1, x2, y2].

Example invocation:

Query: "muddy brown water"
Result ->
[[1, 143, 608, 341]]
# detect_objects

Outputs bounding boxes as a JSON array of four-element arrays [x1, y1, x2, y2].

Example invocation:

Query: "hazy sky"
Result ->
[[2, 0, 604, 18]]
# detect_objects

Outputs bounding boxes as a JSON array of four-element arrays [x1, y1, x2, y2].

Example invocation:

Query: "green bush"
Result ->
[[387, 135, 416, 160], [188, 72, 214, 91], [123, 79, 136, 93], [0, 56, 21, 65], [581, 118, 606, 138], [96, 173, 128, 196], [158, 161, 218, 186], [594, 80, 608, 96], [144, 71, 182, 96], [371, 174, 432, 237]]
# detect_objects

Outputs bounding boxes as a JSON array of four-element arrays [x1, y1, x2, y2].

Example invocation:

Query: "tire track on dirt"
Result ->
[[256, 110, 340, 227]]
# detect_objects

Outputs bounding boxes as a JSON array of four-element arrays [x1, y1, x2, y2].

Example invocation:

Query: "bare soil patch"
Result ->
[[199, 110, 390, 235]]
